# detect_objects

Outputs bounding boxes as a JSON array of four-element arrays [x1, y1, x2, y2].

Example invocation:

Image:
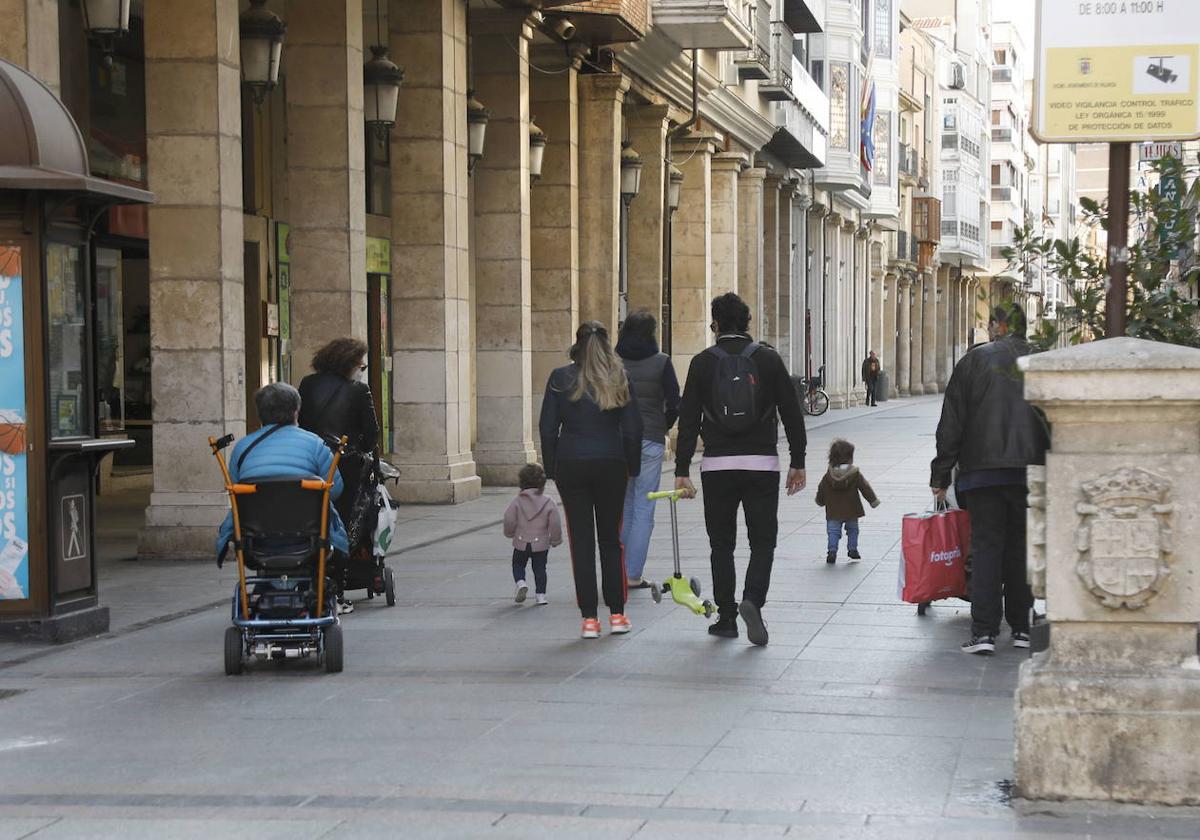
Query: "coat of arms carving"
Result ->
[[1075, 468, 1173, 609]]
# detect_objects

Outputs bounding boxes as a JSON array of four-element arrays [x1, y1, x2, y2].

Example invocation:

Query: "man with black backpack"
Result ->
[[674, 293, 808, 646]]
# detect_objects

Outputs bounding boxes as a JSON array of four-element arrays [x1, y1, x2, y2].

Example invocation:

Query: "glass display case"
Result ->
[[46, 242, 89, 440]]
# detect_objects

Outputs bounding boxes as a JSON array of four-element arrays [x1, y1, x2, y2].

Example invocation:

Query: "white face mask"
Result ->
[[357, 364, 369, 384]]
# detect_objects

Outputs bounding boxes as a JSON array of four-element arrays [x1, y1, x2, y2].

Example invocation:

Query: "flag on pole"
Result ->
[[861, 81, 877, 171]]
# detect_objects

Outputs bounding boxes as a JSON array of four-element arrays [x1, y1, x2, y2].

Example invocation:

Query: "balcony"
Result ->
[[896, 230, 918, 264], [898, 143, 918, 180], [992, 127, 1013, 143], [991, 186, 1013, 202], [992, 66, 1013, 83], [759, 21, 796, 101], [734, 0, 771, 80], [765, 56, 827, 169], [913, 196, 941, 244], [960, 136, 981, 158], [651, 0, 753, 49], [781, 0, 823, 33]]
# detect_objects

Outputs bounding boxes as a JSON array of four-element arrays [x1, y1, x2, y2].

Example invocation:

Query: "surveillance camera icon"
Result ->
[[1147, 57, 1179, 84]]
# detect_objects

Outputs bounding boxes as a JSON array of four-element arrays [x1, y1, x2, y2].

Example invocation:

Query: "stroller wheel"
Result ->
[[224, 627, 243, 676], [689, 577, 702, 598], [384, 567, 397, 607], [323, 624, 344, 673], [917, 602, 930, 616], [366, 588, 375, 600]]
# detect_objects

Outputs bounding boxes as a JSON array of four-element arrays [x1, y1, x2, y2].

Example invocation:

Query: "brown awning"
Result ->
[[0, 59, 152, 205]]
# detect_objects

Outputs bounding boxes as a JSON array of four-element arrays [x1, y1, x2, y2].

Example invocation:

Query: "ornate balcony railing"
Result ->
[[759, 20, 796, 101]]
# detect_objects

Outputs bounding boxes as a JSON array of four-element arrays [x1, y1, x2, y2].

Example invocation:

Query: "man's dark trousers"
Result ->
[[701, 470, 779, 616], [960, 485, 1033, 638], [865, 379, 878, 406]]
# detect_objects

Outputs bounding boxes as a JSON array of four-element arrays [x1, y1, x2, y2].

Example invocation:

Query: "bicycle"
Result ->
[[795, 365, 830, 417]]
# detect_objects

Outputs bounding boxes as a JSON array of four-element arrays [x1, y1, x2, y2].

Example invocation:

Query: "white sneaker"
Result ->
[[535, 593, 548, 606], [337, 599, 354, 615], [515, 581, 528, 603]]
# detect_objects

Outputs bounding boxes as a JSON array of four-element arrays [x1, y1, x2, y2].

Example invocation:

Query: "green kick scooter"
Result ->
[[646, 489, 715, 618]]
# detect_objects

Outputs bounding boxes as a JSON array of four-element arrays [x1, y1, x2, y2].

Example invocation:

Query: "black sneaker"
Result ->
[[961, 635, 996, 655], [826, 552, 836, 564], [1012, 632, 1031, 649], [847, 550, 862, 561], [738, 601, 769, 647], [707, 614, 738, 638]]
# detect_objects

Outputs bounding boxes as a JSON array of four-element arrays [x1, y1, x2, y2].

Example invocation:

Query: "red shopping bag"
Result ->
[[898, 506, 970, 603]]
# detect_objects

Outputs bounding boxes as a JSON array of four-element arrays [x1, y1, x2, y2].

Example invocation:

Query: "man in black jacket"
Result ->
[[861, 351, 881, 406], [675, 293, 807, 646], [930, 304, 1049, 655]]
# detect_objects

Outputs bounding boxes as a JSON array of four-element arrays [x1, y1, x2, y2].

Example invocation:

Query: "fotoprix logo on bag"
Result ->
[[930, 548, 961, 567]]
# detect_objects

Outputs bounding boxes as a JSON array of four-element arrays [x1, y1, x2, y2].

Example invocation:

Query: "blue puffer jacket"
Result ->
[[215, 424, 349, 560]]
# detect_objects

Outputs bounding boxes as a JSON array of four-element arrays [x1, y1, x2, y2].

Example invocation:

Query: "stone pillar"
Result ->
[[285, 0, 368, 370], [710, 153, 743, 296], [737, 168, 767, 332], [882, 272, 898, 396], [906, 275, 923, 396], [1016, 338, 1200, 805], [470, 13, 537, 485], [0, 0, 58, 91], [762, 175, 783, 346], [578, 73, 628, 327], [529, 48, 579, 445], [670, 132, 715, 378], [851, 227, 870, 404], [804, 204, 827, 380], [920, 270, 938, 393], [626, 104, 669, 317], [139, 0, 245, 557], [389, 0, 480, 503], [896, 275, 912, 396], [791, 193, 810, 376], [776, 185, 795, 367]]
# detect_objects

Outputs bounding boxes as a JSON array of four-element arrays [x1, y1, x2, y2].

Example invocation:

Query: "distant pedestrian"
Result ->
[[616, 310, 681, 590], [674, 293, 807, 647], [931, 303, 1049, 655], [816, 439, 880, 564], [503, 463, 562, 606], [539, 321, 643, 639], [861, 351, 881, 406]]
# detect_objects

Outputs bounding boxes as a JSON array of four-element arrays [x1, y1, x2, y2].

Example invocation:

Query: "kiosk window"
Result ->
[[46, 243, 89, 439]]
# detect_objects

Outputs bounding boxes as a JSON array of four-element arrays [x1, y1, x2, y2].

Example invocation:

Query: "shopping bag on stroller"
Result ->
[[898, 504, 969, 604], [372, 482, 398, 558]]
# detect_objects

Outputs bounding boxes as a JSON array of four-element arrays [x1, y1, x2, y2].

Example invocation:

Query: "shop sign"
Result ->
[[1139, 141, 1184, 164], [1034, 0, 1200, 143], [0, 247, 29, 601], [366, 237, 391, 275]]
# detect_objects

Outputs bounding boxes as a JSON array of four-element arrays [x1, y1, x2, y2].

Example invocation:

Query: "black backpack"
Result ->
[[703, 342, 764, 435]]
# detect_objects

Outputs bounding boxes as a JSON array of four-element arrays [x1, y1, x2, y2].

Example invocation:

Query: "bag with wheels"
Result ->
[[898, 503, 970, 604]]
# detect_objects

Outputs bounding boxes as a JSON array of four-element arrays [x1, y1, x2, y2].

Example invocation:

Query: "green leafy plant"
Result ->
[[999, 155, 1200, 351]]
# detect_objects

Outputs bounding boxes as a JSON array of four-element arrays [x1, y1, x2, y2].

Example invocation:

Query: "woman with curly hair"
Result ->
[[539, 321, 643, 639], [298, 338, 379, 613]]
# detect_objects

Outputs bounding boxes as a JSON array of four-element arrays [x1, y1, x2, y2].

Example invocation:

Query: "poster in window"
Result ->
[[0, 247, 29, 602], [831, 62, 850, 151]]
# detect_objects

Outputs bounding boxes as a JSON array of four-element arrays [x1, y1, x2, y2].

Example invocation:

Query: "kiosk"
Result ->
[[0, 59, 152, 642]]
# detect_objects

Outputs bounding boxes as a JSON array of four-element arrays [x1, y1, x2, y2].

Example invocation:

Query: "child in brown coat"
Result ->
[[503, 463, 563, 605], [816, 439, 880, 564]]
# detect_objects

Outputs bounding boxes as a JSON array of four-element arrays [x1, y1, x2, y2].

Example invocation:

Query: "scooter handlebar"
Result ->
[[647, 489, 687, 502]]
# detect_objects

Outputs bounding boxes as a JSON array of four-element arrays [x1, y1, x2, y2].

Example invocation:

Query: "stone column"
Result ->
[[776, 185, 795, 365], [139, 0, 245, 557], [577, 73, 628, 327], [882, 272, 898, 397], [285, 0, 368, 370], [1016, 338, 1200, 804], [896, 275, 912, 396], [626, 104, 669, 317], [804, 204, 827, 381], [762, 175, 783, 346], [529, 48, 579, 444], [670, 132, 715, 379], [791, 193, 810, 376], [710, 153, 744, 296], [906, 275, 923, 396], [389, 0, 480, 503], [0, 0, 59, 92], [851, 227, 870, 405], [920, 269, 938, 393], [737, 168, 767, 332], [470, 13, 537, 485]]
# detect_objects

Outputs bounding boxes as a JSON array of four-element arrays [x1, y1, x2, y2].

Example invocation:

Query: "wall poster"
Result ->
[[0, 246, 29, 601]]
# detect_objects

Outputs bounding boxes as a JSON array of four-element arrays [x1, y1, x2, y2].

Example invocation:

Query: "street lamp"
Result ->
[[466, 91, 489, 174], [363, 45, 404, 136], [667, 164, 683, 213], [80, 0, 131, 65], [618, 141, 643, 324], [240, 0, 287, 105], [529, 118, 547, 184]]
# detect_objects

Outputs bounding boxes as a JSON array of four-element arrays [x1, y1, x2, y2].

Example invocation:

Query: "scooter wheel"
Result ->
[[224, 627, 243, 676], [703, 601, 714, 618], [650, 583, 662, 604], [689, 577, 702, 598]]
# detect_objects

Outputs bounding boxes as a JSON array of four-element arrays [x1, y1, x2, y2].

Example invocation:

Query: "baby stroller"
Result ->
[[210, 433, 347, 675], [340, 454, 399, 606]]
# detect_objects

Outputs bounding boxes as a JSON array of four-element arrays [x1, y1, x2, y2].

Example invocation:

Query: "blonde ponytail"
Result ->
[[569, 321, 630, 411]]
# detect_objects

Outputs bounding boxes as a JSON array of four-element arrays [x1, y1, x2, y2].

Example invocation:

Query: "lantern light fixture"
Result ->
[[240, 0, 287, 105], [364, 45, 404, 135], [667, 163, 683, 213], [620, 141, 643, 203], [80, 0, 131, 66], [529, 118, 547, 184], [466, 91, 490, 173]]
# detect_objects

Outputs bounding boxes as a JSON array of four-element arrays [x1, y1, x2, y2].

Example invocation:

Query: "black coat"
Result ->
[[862, 357, 880, 383], [930, 335, 1049, 489]]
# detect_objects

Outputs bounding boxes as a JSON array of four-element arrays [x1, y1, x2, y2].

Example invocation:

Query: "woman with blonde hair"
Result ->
[[539, 321, 643, 639]]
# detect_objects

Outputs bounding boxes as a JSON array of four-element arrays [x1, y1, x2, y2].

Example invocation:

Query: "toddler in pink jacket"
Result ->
[[503, 463, 563, 605]]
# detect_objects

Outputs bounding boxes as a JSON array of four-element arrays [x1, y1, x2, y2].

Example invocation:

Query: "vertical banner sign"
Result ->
[[0, 247, 29, 601], [276, 223, 292, 383], [1034, 0, 1200, 143]]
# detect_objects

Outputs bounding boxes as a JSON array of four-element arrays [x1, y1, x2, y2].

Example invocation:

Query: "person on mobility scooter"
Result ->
[[214, 383, 350, 674]]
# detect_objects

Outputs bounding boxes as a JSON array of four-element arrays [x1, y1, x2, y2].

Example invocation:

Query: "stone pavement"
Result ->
[[1, 397, 1198, 839]]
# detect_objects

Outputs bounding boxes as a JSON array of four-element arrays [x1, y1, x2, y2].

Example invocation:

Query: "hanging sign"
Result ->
[[1033, 0, 1200, 143], [0, 247, 29, 601]]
